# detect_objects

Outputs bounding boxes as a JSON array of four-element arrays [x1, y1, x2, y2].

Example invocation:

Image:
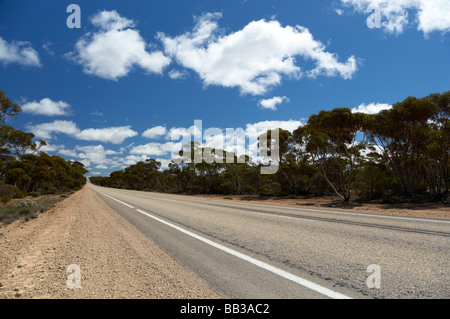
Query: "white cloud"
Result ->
[[159, 13, 358, 95], [0, 37, 41, 67], [28, 120, 137, 144], [58, 148, 78, 157], [351, 102, 392, 114], [122, 155, 150, 166], [339, 0, 450, 35], [42, 41, 55, 56], [258, 96, 289, 110], [142, 126, 167, 139], [75, 145, 120, 167], [167, 125, 202, 141], [68, 10, 171, 80], [245, 120, 303, 135], [76, 126, 138, 144], [39, 143, 64, 153], [156, 158, 173, 170], [168, 69, 188, 79], [22, 98, 71, 116], [28, 120, 80, 140], [130, 141, 180, 156]]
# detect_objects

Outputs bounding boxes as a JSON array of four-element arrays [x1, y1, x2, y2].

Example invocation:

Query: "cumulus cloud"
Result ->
[[168, 69, 188, 79], [28, 120, 137, 144], [75, 145, 121, 168], [76, 126, 138, 144], [39, 143, 64, 153], [58, 148, 78, 157], [142, 126, 167, 139], [339, 0, 450, 35], [130, 141, 180, 156], [22, 98, 71, 116], [68, 10, 171, 80], [258, 96, 290, 110], [0, 37, 41, 67], [28, 120, 80, 140], [158, 13, 358, 95], [351, 102, 392, 114]]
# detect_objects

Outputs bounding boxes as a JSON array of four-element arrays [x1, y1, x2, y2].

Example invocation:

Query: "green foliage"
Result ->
[[0, 90, 21, 123], [88, 90, 449, 203], [0, 90, 88, 199], [17, 199, 38, 209], [1, 195, 11, 204]]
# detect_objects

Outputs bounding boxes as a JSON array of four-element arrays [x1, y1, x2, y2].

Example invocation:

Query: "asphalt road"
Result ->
[[88, 184, 450, 299]]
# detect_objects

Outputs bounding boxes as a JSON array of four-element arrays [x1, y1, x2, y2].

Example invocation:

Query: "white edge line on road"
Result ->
[[134, 208, 352, 300], [90, 186, 352, 299], [94, 189, 135, 209]]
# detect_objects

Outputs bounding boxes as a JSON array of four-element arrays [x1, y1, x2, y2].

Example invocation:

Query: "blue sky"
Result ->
[[0, 0, 449, 175]]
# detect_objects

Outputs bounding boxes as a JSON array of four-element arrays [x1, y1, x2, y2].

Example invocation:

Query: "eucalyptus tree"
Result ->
[[365, 96, 439, 197], [303, 108, 367, 203]]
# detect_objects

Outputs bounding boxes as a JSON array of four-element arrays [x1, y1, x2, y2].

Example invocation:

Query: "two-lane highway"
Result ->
[[89, 184, 450, 299]]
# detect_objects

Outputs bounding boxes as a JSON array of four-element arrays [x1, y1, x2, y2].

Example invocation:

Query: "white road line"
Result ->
[[134, 208, 351, 299], [91, 187, 352, 298], [94, 189, 135, 209]]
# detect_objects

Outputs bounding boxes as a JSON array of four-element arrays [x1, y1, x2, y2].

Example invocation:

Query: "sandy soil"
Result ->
[[0, 186, 220, 299], [185, 194, 450, 220]]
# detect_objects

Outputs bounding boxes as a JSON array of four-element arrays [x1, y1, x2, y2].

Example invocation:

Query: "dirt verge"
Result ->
[[0, 185, 220, 299]]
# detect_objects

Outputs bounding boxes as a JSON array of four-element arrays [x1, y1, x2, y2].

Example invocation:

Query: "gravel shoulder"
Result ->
[[0, 185, 220, 299]]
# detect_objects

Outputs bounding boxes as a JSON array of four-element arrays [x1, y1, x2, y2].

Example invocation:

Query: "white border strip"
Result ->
[[95, 189, 135, 209], [91, 186, 352, 299], [135, 208, 352, 299]]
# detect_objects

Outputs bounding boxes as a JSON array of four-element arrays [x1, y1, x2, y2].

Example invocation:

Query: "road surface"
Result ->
[[89, 184, 450, 299]]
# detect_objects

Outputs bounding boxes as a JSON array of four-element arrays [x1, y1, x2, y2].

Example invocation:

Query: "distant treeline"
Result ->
[[91, 91, 449, 203], [0, 90, 88, 202]]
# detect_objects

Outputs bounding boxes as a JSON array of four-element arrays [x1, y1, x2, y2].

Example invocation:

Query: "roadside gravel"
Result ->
[[0, 186, 220, 299]]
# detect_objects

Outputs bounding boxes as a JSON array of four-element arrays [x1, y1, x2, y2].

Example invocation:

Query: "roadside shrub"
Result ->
[[218, 182, 234, 195], [48, 186, 58, 194], [18, 206, 32, 215], [1, 195, 12, 204], [7, 185, 27, 198], [29, 191, 41, 198], [0, 206, 19, 224], [257, 185, 271, 197], [241, 185, 256, 195], [17, 199, 38, 209], [0, 184, 14, 197], [268, 182, 282, 196], [382, 195, 403, 204]]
